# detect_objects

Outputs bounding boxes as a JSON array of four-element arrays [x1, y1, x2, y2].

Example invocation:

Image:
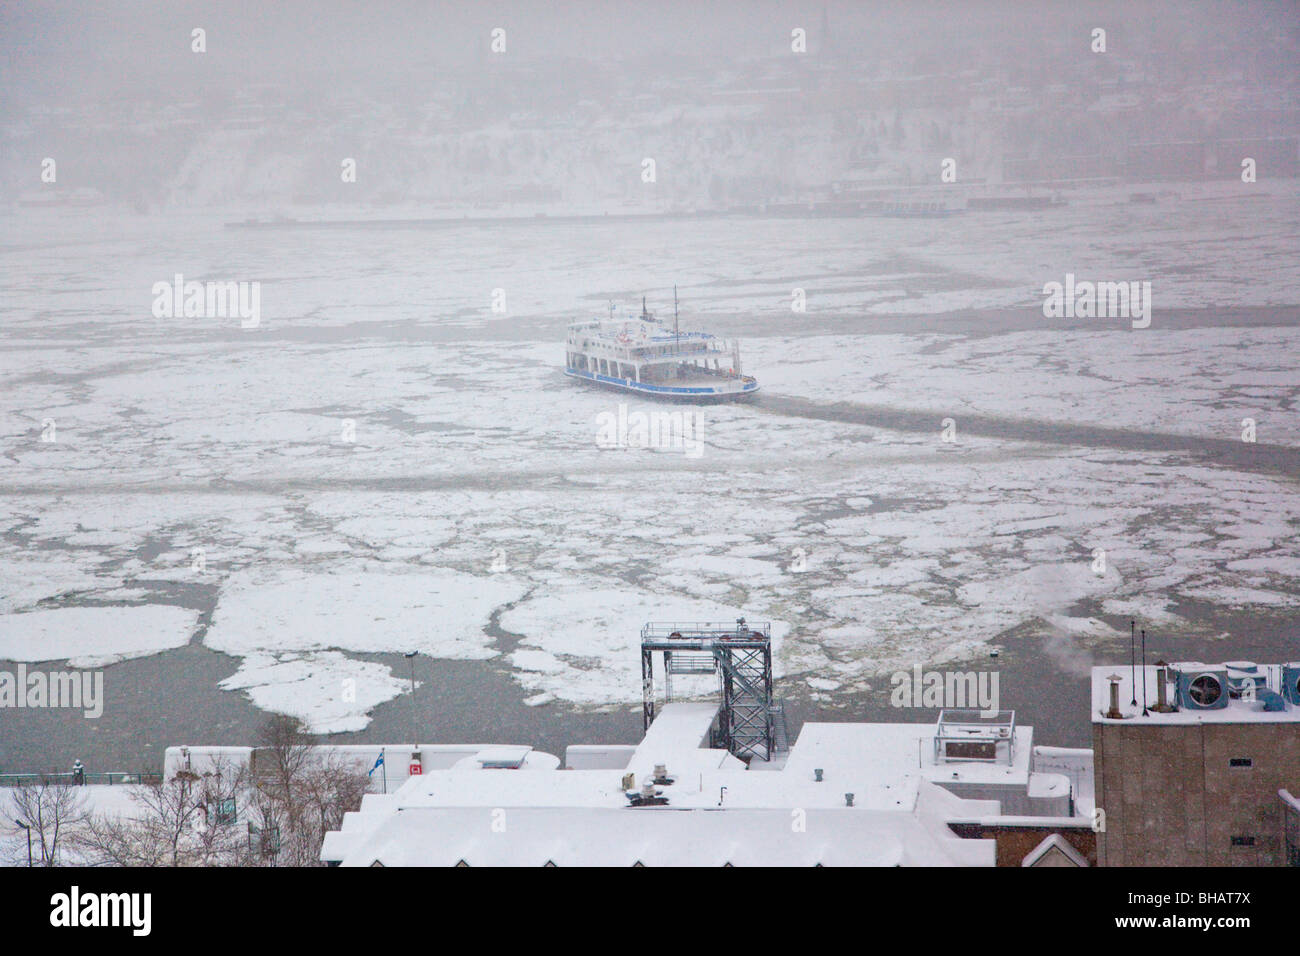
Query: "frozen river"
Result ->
[[2, 186, 1299, 769]]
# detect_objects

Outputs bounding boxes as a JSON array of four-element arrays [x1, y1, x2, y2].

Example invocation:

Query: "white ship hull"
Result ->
[[564, 367, 759, 402]]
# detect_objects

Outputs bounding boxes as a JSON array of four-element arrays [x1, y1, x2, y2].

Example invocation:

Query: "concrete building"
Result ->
[[1092, 662, 1300, 866]]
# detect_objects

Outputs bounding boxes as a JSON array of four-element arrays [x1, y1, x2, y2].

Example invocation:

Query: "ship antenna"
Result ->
[[608, 299, 614, 322], [674, 285, 679, 342]]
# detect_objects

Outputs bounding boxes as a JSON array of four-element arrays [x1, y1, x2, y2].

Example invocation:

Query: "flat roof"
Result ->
[[335, 802, 995, 867], [786, 722, 1035, 788], [317, 714, 1048, 865], [1091, 665, 1300, 725]]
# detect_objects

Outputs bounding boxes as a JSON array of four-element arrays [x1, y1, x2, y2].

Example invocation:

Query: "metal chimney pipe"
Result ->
[[1106, 674, 1124, 719]]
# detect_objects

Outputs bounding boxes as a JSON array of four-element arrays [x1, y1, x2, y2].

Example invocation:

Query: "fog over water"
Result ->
[[1, 1, 1297, 772]]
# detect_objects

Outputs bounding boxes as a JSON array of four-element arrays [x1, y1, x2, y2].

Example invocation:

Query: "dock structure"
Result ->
[[640, 619, 786, 762]]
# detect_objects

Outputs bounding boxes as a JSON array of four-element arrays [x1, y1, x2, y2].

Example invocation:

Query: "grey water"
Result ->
[[3, 600, 1296, 775]]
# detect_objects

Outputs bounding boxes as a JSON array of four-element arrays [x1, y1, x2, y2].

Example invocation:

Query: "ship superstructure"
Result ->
[[564, 294, 758, 402]]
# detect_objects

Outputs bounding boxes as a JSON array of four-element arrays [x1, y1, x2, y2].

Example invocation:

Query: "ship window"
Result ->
[[1229, 758, 1253, 768], [1230, 836, 1256, 847]]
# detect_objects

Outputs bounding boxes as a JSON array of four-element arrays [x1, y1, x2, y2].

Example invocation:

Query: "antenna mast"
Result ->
[[674, 285, 679, 342]]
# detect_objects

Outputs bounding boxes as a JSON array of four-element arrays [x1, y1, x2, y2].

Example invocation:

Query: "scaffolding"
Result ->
[[641, 619, 787, 762]]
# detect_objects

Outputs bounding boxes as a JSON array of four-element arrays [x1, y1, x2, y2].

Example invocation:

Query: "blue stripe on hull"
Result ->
[[564, 368, 758, 402]]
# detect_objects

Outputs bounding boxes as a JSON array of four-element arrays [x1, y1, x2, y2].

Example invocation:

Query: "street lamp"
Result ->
[[404, 651, 418, 747], [14, 818, 31, 867]]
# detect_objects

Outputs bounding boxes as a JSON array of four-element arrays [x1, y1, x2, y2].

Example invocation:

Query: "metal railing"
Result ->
[[641, 621, 772, 642], [0, 771, 163, 787]]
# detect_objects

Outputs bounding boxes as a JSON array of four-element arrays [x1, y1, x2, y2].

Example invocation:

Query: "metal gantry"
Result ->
[[641, 619, 786, 761]]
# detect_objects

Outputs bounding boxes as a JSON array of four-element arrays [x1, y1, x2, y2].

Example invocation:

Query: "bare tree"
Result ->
[[75, 808, 169, 867], [242, 715, 369, 866], [191, 755, 255, 866], [253, 715, 313, 812], [75, 776, 207, 867], [70, 727, 371, 868], [5, 782, 87, 866]]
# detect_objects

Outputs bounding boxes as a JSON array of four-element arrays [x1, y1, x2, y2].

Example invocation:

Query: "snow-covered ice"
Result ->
[[2, 196, 1298, 730], [0, 605, 198, 667]]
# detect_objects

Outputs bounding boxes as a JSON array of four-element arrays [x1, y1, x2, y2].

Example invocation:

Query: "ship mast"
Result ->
[[674, 285, 679, 343]]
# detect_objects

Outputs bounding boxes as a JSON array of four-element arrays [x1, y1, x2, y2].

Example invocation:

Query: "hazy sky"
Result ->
[[3, 0, 1289, 102]]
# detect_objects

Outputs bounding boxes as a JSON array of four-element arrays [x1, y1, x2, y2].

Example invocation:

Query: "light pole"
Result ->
[[404, 651, 418, 746], [14, 818, 31, 867]]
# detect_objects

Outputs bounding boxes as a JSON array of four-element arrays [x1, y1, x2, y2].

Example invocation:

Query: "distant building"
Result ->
[[1092, 662, 1300, 866]]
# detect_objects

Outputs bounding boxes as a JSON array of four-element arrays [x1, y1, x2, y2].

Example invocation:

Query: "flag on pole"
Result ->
[[368, 750, 385, 777]]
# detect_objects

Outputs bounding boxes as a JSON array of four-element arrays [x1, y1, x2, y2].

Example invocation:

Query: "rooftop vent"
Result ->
[[1172, 664, 1229, 711], [1283, 664, 1300, 707], [1224, 661, 1263, 698], [934, 709, 1017, 763], [626, 781, 669, 808], [1105, 673, 1125, 719]]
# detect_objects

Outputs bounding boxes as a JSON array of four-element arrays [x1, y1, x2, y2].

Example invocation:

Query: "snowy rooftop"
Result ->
[[623, 701, 744, 778], [318, 704, 1058, 865], [786, 721, 1035, 788], [1091, 663, 1300, 724], [329, 787, 995, 867]]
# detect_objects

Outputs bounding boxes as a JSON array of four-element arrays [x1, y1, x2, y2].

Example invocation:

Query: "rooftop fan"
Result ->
[[1175, 666, 1229, 711], [1282, 663, 1300, 707]]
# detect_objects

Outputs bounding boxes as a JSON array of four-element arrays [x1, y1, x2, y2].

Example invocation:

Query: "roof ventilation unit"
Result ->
[[1282, 663, 1300, 707], [1172, 663, 1229, 711], [1224, 661, 1263, 698]]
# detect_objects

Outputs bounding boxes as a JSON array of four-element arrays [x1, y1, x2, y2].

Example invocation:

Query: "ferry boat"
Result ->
[[564, 293, 759, 402]]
